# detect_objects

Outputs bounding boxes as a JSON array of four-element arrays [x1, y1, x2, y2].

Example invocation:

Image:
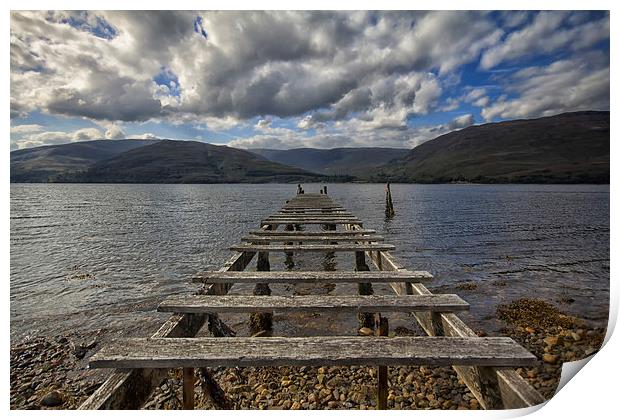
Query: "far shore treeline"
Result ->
[[10, 111, 609, 184]]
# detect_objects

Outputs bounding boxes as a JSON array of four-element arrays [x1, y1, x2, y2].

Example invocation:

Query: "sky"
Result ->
[[9, 10, 610, 151]]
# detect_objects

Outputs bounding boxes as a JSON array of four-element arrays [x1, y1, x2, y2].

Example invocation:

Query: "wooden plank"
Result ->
[[362, 247, 545, 409], [231, 243, 394, 253], [89, 336, 536, 369], [79, 249, 258, 409], [247, 229, 377, 236], [270, 213, 355, 218], [282, 206, 345, 210], [278, 209, 349, 213], [264, 217, 360, 222], [241, 234, 384, 242], [157, 294, 470, 314], [262, 219, 362, 225], [192, 270, 433, 284]]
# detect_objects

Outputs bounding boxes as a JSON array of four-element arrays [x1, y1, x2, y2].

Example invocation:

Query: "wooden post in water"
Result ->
[[385, 183, 395, 217], [251, 225, 273, 333], [183, 367, 194, 409], [355, 251, 374, 329], [376, 316, 389, 409]]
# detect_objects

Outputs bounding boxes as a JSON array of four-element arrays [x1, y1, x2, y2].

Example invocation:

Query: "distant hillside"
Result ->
[[53, 140, 325, 183], [374, 111, 609, 183], [251, 147, 408, 176], [10, 139, 160, 182]]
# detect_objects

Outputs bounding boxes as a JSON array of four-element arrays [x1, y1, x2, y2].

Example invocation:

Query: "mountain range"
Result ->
[[10, 111, 609, 184], [374, 111, 609, 183], [250, 147, 408, 176]]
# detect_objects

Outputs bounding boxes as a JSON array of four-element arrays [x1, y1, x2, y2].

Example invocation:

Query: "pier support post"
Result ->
[[251, 225, 274, 333], [355, 251, 374, 329], [376, 316, 389, 409], [284, 224, 295, 269], [322, 223, 337, 271], [183, 368, 194, 410]]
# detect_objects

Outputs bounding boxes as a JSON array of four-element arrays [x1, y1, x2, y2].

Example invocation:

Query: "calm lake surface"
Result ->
[[10, 183, 610, 340]]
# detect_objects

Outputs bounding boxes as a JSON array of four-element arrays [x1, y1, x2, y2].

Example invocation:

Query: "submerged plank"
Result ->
[[158, 294, 469, 314], [230, 243, 394, 252], [89, 336, 536, 369], [192, 270, 433, 284]]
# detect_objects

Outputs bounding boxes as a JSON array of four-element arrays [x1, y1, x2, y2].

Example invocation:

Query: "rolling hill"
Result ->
[[51, 140, 325, 183], [10, 139, 160, 182], [251, 147, 408, 176], [374, 111, 609, 183]]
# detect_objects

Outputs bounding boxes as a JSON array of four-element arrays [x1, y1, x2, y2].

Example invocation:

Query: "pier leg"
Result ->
[[376, 316, 389, 410], [284, 224, 294, 269], [183, 368, 194, 410], [355, 251, 374, 329], [251, 225, 273, 333], [322, 223, 337, 272]]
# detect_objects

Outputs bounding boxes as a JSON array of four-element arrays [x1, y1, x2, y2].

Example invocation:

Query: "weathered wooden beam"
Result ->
[[262, 218, 362, 225], [278, 209, 348, 213], [89, 336, 536, 369], [363, 246, 545, 409], [157, 294, 470, 314], [231, 243, 394, 252], [247, 229, 377, 236], [241, 234, 384, 242], [192, 270, 433, 284], [79, 249, 257, 409], [269, 212, 354, 217]]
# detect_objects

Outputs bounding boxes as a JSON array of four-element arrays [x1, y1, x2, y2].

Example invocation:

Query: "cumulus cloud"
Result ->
[[481, 52, 609, 121], [480, 11, 609, 69], [10, 124, 44, 134], [104, 124, 126, 139], [10, 11, 500, 127], [230, 113, 474, 150], [9, 11, 609, 150], [10, 125, 160, 149]]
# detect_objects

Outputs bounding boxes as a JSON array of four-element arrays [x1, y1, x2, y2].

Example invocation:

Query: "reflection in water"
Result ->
[[10, 183, 609, 340]]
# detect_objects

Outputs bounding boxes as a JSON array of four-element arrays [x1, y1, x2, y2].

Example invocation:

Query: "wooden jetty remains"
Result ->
[[82, 191, 544, 410]]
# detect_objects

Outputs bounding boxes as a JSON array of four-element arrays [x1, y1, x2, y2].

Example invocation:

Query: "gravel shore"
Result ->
[[10, 298, 606, 410]]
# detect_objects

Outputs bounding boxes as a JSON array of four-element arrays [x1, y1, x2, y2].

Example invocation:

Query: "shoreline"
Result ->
[[10, 298, 605, 410]]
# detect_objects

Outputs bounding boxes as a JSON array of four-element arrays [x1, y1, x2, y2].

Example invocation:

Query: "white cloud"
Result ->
[[10, 124, 44, 134], [8, 11, 609, 150], [230, 113, 474, 150], [480, 11, 609, 69], [104, 124, 126, 139], [10, 11, 500, 130], [481, 52, 609, 121]]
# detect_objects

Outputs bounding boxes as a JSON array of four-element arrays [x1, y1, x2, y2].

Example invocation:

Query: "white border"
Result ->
[[4, 2, 617, 419]]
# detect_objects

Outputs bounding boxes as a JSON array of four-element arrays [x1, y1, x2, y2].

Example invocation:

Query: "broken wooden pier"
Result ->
[[82, 191, 544, 410]]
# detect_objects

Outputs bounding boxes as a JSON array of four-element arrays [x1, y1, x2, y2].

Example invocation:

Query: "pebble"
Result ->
[[358, 327, 373, 336], [41, 390, 64, 407]]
